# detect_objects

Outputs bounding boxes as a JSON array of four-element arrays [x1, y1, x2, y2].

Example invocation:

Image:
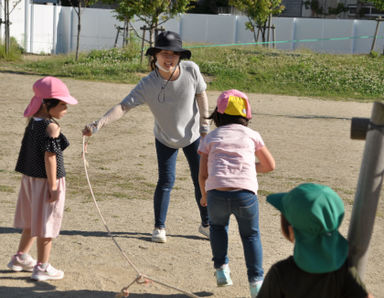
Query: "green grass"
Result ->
[[0, 185, 15, 193], [1, 42, 383, 100], [0, 38, 24, 61]]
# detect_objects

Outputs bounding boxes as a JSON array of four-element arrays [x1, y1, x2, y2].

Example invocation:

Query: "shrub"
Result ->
[[0, 37, 24, 61]]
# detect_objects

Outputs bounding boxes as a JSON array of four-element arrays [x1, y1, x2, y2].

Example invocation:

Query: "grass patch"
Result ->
[[0, 185, 15, 193], [66, 168, 154, 202], [1, 43, 383, 100], [0, 38, 23, 61]]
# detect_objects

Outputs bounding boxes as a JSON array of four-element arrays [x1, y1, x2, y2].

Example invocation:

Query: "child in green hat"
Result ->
[[258, 183, 373, 298]]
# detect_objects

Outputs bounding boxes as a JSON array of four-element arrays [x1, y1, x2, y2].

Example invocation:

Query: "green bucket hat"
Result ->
[[267, 183, 348, 273]]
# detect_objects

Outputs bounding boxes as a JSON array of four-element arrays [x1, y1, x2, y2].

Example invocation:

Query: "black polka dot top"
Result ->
[[15, 118, 69, 178]]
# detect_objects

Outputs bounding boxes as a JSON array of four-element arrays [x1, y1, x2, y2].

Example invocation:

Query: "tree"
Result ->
[[67, 0, 98, 61], [366, 0, 384, 11], [188, 0, 229, 14], [1, 0, 22, 55], [229, 0, 284, 44], [113, 0, 192, 47]]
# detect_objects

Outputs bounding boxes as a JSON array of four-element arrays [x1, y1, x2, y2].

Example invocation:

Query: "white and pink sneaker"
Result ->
[[7, 254, 37, 272], [31, 263, 64, 281]]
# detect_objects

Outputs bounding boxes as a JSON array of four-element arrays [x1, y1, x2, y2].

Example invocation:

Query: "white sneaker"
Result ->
[[7, 254, 37, 272], [215, 264, 233, 287], [250, 280, 263, 297], [152, 228, 166, 243], [31, 263, 64, 281], [198, 224, 210, 238]]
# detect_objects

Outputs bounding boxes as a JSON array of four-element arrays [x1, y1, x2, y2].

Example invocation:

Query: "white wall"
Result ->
[[4, 1, 384, 55]]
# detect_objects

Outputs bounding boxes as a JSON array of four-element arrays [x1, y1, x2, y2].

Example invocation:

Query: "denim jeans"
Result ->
[[154, 138, 209, 228], [207, 189, 263, 282]]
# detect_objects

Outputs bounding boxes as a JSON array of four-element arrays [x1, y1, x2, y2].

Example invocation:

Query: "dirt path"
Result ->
[[0, 72, 383, 298]]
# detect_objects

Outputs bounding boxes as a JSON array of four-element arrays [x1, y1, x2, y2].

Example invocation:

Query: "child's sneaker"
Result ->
[[7, 253, 37, 272], [249, 280, 263, 298], [31, 263, 64, 281], [198, 224, 210, 238], [215, 264, 233, 287], [151, 228, 166, 243]]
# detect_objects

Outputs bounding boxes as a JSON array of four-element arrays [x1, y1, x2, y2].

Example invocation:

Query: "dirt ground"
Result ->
[[0, 72, 383, 298]]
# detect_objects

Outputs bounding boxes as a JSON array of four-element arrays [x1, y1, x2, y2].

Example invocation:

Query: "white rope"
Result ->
[[81, 136, 199, 298]]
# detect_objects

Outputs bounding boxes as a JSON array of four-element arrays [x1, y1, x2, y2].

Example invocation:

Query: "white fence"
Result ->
[[2, 0, 384, 55]]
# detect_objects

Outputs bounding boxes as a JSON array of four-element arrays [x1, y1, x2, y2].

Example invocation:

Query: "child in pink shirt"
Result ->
[[198, 89, 275, 298]]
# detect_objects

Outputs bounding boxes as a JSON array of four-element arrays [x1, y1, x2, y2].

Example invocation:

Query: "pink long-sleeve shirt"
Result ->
[[198, 124, 265, 195]]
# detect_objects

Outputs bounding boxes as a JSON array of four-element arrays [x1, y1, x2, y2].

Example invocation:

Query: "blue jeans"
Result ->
[[207, 189, 263, 283], [154, 138, 209, 228]]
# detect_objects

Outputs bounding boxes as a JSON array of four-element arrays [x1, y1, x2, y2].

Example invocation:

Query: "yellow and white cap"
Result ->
[[216, 89, 252, 119]]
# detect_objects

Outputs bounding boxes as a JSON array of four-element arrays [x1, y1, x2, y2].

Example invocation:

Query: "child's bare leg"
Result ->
[[8, 228, 37, 272], [32, 237, 64, 280], [17, 228, 35, 254], [37, 237, 52, 264]]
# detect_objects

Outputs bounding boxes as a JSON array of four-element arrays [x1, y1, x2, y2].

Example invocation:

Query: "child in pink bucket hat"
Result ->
[[8, 76, 77, 281], [24, 76, 78, 117], [198, 89, 275, 297]]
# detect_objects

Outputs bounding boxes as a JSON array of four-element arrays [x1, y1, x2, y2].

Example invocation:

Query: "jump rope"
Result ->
[[81, 136, 199, 298]]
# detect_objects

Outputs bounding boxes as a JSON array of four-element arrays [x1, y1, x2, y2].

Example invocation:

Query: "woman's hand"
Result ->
[[82, 125, 93, 136]]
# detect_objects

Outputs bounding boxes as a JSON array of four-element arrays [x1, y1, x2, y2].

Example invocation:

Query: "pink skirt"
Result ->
[[14, 175, 66, 238]]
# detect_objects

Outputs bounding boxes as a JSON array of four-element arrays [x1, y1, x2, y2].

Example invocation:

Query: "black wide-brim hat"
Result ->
[[145, 31, 191, 59]]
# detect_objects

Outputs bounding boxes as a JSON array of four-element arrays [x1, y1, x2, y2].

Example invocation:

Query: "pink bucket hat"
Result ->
[[24, 76, 78, 117], [216, 89, 252, 119]]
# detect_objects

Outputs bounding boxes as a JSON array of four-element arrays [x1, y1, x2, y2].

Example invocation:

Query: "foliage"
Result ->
[[229, 0, 285, 43], [328, 3, 348, 15], [1, 45, 383, 100], [187, 0, 229, 14], [303, 0, 323, 16], [369, 50, 379, 58], [108, 0, 192, 46], [304, 0, 348, 16], [0, 37, 23, 61], [15, 43, 147, 82], [192, 46, 384, 100], [364, 0, 384, 11], [67, 0, 99, 61], [102, 0, 136, 23]]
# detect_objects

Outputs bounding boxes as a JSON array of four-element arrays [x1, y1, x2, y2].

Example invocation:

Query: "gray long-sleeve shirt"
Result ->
[[120, 61, 207, 148], [91, 61, 209, 148]]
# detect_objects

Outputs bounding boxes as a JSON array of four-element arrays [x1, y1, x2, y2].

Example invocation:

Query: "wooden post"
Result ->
[[123, 21, 129, 47], [140, 26, 148, 64], [4, 0, 10, 54], [267, 15, 271, 48], [370, 16, 382, 54], [271, 24, 276, 49], [114, 26, 121, 48], [348, 101, 384, 278], [154, 26, 165, 41]]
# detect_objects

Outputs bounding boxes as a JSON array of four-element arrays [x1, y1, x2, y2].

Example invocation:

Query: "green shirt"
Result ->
[[258, 256, 368, 298]]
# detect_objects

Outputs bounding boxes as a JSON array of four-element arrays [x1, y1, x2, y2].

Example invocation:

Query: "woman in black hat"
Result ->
[[82, 31, 210, 243]]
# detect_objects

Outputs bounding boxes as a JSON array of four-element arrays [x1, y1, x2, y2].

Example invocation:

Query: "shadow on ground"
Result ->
[[0, 283, 212, 297]]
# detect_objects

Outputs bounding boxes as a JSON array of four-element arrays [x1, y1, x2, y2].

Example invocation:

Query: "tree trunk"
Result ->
[[75, 2, 82, 61], [261, 24, 267, 45], [253, 28, 258, 44], [4, 0, 10, 54], [355, 0, 363, 18]]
